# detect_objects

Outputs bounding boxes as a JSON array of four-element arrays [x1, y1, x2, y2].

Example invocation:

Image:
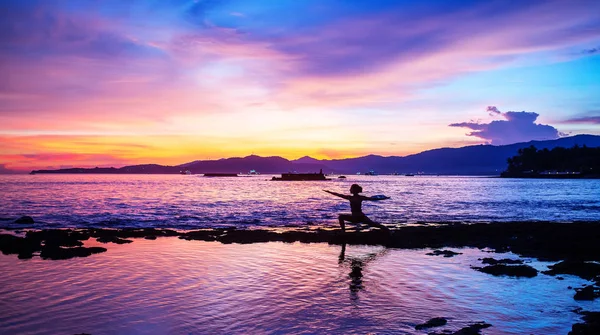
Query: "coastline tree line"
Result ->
[[502, 145, 600, 178]]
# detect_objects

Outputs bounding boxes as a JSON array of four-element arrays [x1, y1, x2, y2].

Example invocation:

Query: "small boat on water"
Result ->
[[180, 170, 192, 175], [364, 170, 377, 176], [405, 173, 415, 176], [204, 173, 238, 177], [272, 169, 330, 181], [248, 169, 260, 175]]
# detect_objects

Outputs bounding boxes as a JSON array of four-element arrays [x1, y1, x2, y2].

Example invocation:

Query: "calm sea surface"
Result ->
[[0, 239, 595, 335], [1, 174, 599, 229]]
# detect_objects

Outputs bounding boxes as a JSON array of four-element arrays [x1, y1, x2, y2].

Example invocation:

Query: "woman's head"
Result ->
[[350, 184, 363, 194]]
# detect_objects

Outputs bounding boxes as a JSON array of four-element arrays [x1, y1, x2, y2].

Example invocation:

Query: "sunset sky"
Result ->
[[1, 0, 600, 172]]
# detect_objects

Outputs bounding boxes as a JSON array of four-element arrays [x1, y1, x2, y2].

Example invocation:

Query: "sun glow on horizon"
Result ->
[[1, 0, 599, 172]]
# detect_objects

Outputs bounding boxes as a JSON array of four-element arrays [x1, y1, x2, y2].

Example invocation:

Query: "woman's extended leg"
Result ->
[[362, 215, 389, 232]]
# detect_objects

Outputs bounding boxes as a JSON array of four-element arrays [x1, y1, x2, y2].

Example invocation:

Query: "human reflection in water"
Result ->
[[338, 243, 388, 301]]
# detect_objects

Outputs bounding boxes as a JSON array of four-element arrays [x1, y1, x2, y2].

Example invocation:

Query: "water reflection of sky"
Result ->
[[1, 175, 599, 229], [0, 239, 595, 334]]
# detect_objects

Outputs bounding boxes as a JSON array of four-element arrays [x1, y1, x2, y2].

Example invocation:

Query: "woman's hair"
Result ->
[[350, 184, 363, 194]]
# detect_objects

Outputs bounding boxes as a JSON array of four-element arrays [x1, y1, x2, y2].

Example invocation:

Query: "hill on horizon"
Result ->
[[28, 134, 600, 175]]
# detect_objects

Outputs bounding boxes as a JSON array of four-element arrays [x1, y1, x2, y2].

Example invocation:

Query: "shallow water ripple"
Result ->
[[0, 239, 597, 334]]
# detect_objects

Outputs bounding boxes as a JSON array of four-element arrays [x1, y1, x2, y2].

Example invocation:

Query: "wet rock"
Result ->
[[96, 236, 133, 244], [0, 234, 42, 258], [429, 322, 492, 335], [473, 264, 538, 278], [574, 285, 600, 301], [218, 229, 282, 244], [543, 260, 600, 280], [179, 230, 219, 241], [570, 311, 600, 335], [40, 246, 107, 260], [14, 216, 34, 224], [415, 317, 447, 330], [89, 228, 165, 240], [426, 250, 462, 257], [386, 221, 600, 262], [27, 230, 89, 248], [453, 322, 492, 335], [3, 221, 600, 263], [481, 257, 523, 265]]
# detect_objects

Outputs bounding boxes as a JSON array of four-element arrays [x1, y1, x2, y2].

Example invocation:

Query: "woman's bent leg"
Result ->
[[338, 214, 353, 232]]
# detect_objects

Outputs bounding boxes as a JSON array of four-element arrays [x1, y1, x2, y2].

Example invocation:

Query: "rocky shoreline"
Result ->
[[2, 221, 600, 260], [2, 221, 600, 334]]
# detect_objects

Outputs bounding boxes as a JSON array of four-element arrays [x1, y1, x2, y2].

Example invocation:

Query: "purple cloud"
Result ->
[[564, 115, 600, 124], [450, 107, 563, 145], [486, 106, 501, 116]]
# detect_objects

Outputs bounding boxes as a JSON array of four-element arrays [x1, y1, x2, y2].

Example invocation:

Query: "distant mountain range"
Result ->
[[30, 135, 600, 175]]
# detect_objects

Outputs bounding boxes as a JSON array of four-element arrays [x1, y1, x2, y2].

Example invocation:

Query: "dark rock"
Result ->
[[27, 230, 88, 248], [10, 221, 598, 264], [574, 285, 600, 301], [40, 246, 107, 260], [453, 323, 492, 335], [481, 257, 523, 265], [415, 317, 447, 330], [14, 216, 34, 224], [179, 230, 219, 241], [0, 234, 42, 257], [473, 264, 538, 278], [386, 221, 600, 262], [96, 236, 133, 244], [426, 250, 462, 257], [3, 221, 600, 263], [429, 322, 492, 335], [570, 311, 600, 335], [17, 252, 34, 259], [144, 235, 157, 240], [543, 260, 600, 280]]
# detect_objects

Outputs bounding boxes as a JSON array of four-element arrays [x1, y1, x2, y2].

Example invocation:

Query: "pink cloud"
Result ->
[[1, 0, 599, 170]]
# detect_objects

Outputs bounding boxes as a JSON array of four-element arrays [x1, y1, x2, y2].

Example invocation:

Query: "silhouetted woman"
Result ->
[[324, 184, 390, 232]]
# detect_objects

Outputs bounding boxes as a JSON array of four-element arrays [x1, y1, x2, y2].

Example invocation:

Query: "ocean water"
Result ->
[[1, 174, 599, 229], [0, 239, 595, 335]]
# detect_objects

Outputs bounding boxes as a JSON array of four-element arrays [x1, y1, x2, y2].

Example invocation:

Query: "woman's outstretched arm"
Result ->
[[323, 190, 350, 200], [365, 195, 391, 201]]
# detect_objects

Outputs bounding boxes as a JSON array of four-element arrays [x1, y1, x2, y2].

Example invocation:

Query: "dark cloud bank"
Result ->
[[450, 106, 563, 145]]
